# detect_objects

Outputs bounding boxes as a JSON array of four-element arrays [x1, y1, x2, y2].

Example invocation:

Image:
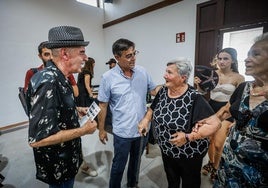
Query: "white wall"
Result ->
[[0, 0, 209, 127], [0, 0, 105, 126], [103, 0, 163, 22], [103, 0, 209, 85]]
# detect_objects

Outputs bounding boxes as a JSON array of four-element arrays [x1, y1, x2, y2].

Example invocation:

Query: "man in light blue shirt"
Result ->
[[98, 38, 159, 188]]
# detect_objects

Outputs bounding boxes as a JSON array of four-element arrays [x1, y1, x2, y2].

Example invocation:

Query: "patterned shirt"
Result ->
[[214, 82, 268, 188], [26, 61, 82, 184], [150, 86, 214, 159]]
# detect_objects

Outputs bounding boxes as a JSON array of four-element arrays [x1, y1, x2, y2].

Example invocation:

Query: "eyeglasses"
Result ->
[[124, 50, 139, 60]]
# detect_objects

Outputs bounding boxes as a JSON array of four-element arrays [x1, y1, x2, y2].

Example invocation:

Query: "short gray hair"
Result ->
[[166, 57, 192, 83]]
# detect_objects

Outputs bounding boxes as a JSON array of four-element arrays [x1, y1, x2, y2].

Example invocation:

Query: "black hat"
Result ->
[[44, 26, 89, 49], [195, 65, 219, 92], [105, 58, 116, 65]]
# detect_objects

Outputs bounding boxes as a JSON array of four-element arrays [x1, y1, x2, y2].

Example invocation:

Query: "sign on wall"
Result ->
[[176, 32, 185, 43]]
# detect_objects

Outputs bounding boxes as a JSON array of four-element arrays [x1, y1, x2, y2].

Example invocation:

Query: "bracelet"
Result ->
[[185, 133, 190, 142]]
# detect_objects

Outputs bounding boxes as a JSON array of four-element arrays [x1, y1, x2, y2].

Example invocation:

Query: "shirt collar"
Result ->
[[115, 64, 136, 79]]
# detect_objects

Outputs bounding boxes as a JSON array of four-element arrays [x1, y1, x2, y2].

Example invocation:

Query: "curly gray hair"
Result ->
[[166, 57, 192, 83]]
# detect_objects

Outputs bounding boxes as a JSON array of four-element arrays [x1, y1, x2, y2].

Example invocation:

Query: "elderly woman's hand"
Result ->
[[138, 118, 149, 136], [192, 122, 203, 132], [193, 116, 222, 132], [169, 131, 187, 147], [138, 108, 153, 136]]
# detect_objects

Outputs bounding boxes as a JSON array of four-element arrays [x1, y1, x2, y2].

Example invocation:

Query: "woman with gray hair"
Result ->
[[138, 58, 221, 188]]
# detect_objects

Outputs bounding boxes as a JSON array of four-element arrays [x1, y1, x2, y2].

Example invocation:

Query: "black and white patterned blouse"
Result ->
[[150, 86, 214, 159], [26, 61, 82, 184]]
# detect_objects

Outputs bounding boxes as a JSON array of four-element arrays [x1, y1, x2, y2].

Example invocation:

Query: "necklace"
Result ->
[[250, 82, 267, 97], [250, 91, 266, 97]]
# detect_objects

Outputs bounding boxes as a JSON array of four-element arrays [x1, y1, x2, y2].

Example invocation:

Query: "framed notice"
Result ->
[[176, 32, 185, 43]]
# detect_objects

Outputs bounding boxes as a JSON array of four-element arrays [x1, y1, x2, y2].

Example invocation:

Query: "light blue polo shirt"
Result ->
[[98, 64, 156, 138]]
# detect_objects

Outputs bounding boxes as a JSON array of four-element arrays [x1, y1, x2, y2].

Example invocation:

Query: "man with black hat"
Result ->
[[26, 26, 97, 188], [105, 58, 116, 69]]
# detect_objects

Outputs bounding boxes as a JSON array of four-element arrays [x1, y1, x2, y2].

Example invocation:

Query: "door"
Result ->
[[195, 0, 268, 69]]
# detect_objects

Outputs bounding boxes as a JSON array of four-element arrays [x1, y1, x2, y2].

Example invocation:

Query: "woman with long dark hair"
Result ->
[[76, 57, 98, 177], [76, 57, 95, 107], [195, 48, 245, 181]]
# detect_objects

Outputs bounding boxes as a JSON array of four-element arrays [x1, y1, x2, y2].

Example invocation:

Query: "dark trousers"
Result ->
[[109, 134, 147, 188], [161, 152, 203, 188]]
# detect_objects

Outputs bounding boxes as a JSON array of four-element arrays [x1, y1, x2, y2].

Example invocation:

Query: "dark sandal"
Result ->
[[210, 168, 218, 182], [201, 161, 213, 175]]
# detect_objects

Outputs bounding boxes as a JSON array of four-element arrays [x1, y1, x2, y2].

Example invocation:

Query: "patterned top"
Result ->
[[150, 86, 214, 159], [26, 61, 82, 184], [214, 82, 268, 188]]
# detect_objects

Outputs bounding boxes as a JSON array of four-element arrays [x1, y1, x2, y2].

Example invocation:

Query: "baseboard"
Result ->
[[0, 121, 29, 132]]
